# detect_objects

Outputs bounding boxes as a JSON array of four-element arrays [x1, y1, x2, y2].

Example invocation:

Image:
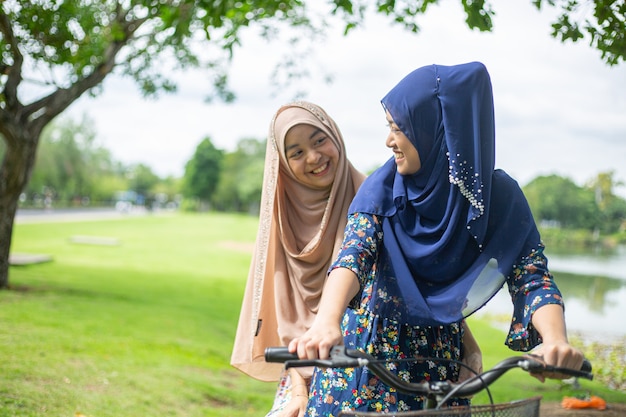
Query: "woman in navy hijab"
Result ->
[[289, 62, 584, 415]]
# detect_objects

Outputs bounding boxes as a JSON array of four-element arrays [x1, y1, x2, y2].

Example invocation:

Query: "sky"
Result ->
[[64, 2, 626, 196]]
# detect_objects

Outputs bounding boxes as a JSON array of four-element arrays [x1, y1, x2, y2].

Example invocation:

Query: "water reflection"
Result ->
[[547, 245, 626, 281], [556, 272, 623, 314], [477, 245, 626, 341]]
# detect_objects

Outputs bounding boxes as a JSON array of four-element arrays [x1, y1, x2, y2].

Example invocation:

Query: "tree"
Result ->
[[524, 174, 600, 230], [532, 0, 625, 66], [586, 170, 625, 209], [151, 175, 183, 208], [0, 0, 317, 288], [182, 137, 223, 209], [212, 138, 265, 213], [1, 1, 624, 288], [586, 171, 626, 233], [25, 115, 115, 206], [127, 163, 160, 199], [338, 1, 625, 66]]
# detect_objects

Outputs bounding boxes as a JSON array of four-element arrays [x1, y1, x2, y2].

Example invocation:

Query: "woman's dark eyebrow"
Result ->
[[285, 142, 299, 153], [309, 128, 323, 140], [285, 128, 324, 154]]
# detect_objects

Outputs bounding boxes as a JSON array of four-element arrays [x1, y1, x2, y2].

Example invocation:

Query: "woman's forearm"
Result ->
[[462, 321, 481, 356], [459, 320, 483, 381], [289, 368, 309, 396], [531, 303, 568, 344], [314, 267, 360, 327], [289, 267, 359, 359]]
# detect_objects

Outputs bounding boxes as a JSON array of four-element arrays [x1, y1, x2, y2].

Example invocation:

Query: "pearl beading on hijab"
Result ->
[[447, 152, 486, 219]]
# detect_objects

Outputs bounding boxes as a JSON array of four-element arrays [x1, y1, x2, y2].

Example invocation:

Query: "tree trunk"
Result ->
[[0, 128, 39, 289], [0, 5, 136, 289]]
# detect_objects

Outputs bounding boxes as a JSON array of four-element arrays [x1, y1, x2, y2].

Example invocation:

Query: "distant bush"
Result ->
[[539, 227, 620, 251], [570, 333, 626, 391]]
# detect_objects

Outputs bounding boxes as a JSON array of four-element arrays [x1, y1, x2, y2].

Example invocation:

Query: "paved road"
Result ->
[[11, 208, 149, 265], [15, 207, 148, 224]]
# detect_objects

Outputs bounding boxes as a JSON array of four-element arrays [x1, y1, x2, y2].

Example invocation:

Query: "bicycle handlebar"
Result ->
[[265, 346, 593, 397]]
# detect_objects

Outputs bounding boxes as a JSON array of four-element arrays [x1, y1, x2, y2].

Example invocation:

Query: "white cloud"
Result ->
[[66, 2, 626, 196]]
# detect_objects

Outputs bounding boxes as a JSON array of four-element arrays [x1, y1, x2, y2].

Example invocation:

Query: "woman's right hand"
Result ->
[[288, 319, 343, 360], [289, 267, 360, 359]]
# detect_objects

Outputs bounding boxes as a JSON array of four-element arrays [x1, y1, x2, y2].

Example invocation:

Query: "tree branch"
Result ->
[[21, 13, 149, 131], [0, 8, 24, 113]]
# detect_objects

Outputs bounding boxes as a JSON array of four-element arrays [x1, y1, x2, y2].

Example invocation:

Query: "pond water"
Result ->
[[475, 245, 626, 343]]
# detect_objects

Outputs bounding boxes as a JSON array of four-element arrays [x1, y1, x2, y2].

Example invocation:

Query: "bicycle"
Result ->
[[265, 345, 593, 416]]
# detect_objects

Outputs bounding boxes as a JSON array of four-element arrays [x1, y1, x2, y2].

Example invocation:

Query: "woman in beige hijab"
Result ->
[[231, 101, 481, 416], [231, 101, 366, 416]]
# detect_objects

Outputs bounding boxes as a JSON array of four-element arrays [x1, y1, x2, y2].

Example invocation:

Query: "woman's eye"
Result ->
[[315, 136, 327, 145], [386, 123, 400, 132], [288, 150, 302, 159]]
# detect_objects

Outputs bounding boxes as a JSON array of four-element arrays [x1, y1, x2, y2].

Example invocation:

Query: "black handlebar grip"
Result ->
[[265, 347, 299, 363], [581, 359, 592, 373]]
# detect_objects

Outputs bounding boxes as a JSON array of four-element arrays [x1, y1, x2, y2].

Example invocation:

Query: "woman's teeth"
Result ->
[[312, 163, 328, 174]]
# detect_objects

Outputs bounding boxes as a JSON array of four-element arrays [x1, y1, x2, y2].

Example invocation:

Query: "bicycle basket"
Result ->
[[337, 396, 541, 417]]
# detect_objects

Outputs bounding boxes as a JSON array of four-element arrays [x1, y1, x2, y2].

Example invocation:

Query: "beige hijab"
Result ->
[[230, 101, 365, 381]]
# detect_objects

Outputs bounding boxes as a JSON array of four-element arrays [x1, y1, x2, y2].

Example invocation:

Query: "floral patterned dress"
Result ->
[[304, 213, 564, 416]]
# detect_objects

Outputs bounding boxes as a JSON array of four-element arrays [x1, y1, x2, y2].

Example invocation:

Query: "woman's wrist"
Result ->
[[291, 383, 309, 395], [531, 304, 569, 345]]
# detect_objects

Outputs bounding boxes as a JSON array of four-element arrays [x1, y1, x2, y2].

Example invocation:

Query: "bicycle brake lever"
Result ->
[[328, 345, 369, 367]]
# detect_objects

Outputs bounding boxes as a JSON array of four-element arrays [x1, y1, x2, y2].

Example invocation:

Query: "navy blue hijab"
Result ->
[[349, 62, 541, 325]]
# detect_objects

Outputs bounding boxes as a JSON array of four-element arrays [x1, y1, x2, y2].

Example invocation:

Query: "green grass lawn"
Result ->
[[2, 211, 624, 416]]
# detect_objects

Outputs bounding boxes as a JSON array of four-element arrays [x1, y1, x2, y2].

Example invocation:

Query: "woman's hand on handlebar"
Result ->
[[288, 319, 343, 360], [531, 340, 585, 382], [530, 304, 585, 382], [289, 267, 360, 360]]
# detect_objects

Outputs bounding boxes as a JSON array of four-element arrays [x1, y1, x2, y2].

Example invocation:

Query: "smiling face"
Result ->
[[385, 110, 421, 175], [284, 123, 339, 191]]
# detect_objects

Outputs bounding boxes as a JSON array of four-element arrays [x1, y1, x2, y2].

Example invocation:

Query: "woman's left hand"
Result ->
[[278, 395, 308, 417], [459, 349, 483, 383], [530, 304, 585, 382], [458, 321, 483, 383], [530, 340, 585, 382]]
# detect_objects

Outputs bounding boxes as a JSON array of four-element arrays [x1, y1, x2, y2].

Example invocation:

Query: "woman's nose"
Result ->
[[385, 132, 394, 148], [306, 150, 321, 164]]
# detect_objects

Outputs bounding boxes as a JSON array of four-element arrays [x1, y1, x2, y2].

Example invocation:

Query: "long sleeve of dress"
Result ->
[[505, 244, 564, 351], [329, 213, 382, 310]]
